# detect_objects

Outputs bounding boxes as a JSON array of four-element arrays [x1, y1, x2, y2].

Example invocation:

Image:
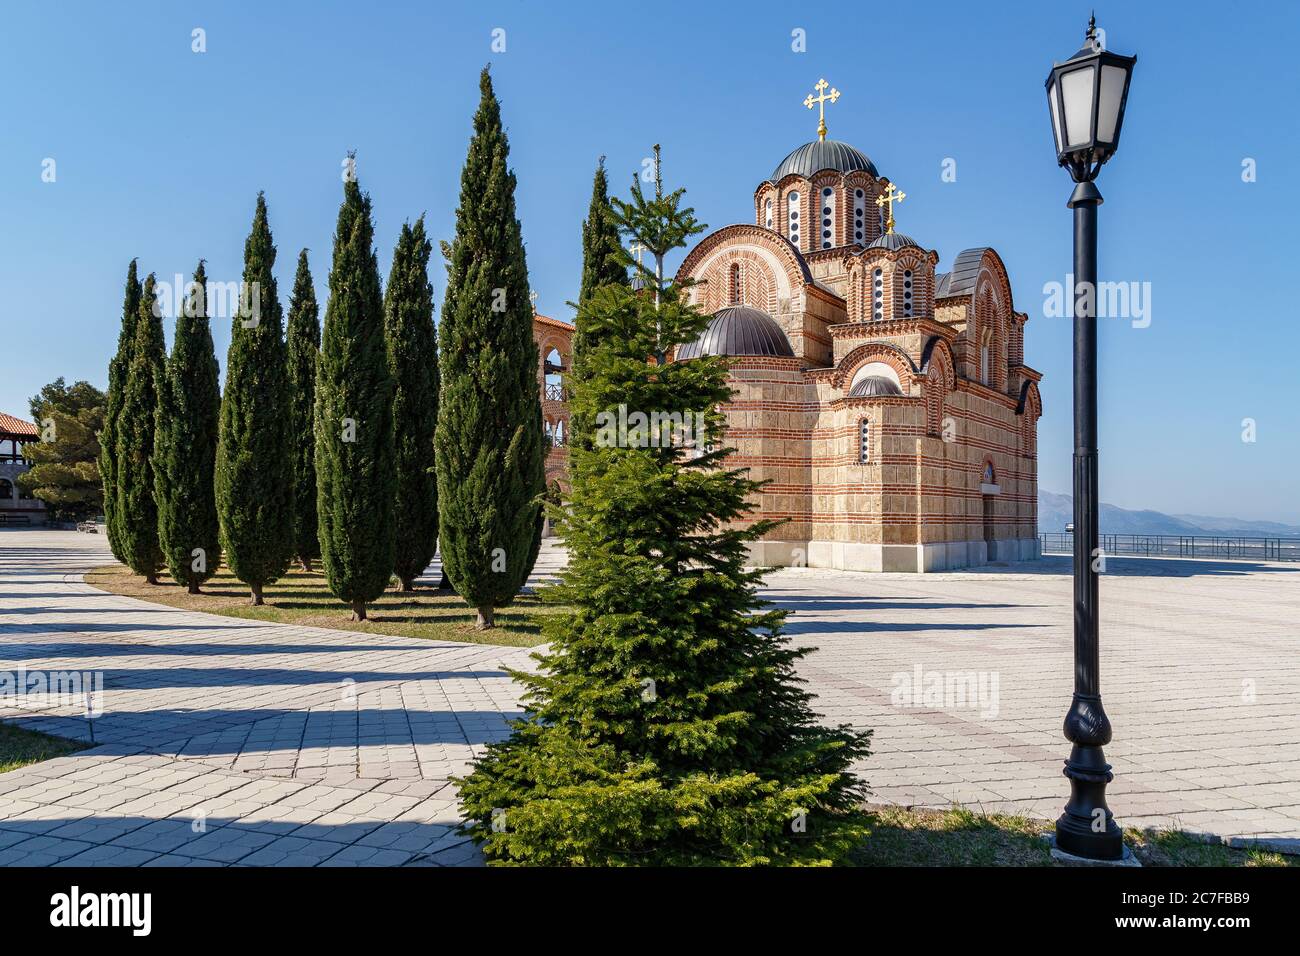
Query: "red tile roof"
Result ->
[[534, 312, 575, 332], [0, 412, 39, 438]]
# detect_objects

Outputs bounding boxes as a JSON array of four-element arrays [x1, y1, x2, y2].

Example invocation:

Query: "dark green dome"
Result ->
[[771, 139, 878, 181]]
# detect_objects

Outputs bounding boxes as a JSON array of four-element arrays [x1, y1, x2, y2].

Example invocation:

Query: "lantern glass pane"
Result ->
[[1061, 65, 1096, 148], [1096, 63, 1127, 143], [1048, 79, 1063, 153]]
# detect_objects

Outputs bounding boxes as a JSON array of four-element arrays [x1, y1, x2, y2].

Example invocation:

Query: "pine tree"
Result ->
[[215, 194, 294, 605], [101, 260, 141, 561], [457, 150, 871, 865], [153, 261, 221, 593], [22, 380, 107, 523], [385, 218, 439, 592], [570, 157, 630, 452], [114, 274, 166, 583], [435, 67, 546, 629], [314, 169, 395, 620], [286, 249, 321, 572]]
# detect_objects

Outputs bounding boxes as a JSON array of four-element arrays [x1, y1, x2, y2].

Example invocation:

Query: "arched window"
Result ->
[[858, 420, 871, 463], [853, 187, 868, 244], [820, 186, 835, 249], [729, 262, 743, 305], [902, 269, 914, 317], [554, 420, 566, 447], [980, 329, 992, 385], [787, 191, 801, 247], [872, 268, 884, 321], [764, 198, 773, 230], [544, 347, 563, 401], [0, 478, 12, 500]]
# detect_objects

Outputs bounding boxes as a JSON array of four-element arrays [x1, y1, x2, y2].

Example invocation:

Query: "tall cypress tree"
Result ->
[[114, 273, 166, 583], [154, 261, 221, 593], [385, 218, 439, 592], [101, 260, 141, 561], [285, 249, 321, 572], [457, 152, 871, 865], [577, 156, 628, 307], [570, 157, 629, 452], [435, 67, 546, 629], [315, 170, 395, 621], [216, 194, 294, 605]]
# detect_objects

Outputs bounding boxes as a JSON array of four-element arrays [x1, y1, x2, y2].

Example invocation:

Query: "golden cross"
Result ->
[[629, 241, 646, 266], [529, 290, 539, 312], [803, 78, 840, 141], [875, 182, 906, 235]]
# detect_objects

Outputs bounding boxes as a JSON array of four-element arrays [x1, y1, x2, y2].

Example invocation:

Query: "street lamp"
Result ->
[[1044, 14, 1136, 861]]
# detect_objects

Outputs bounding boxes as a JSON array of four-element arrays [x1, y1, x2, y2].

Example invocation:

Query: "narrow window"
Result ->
[[764, 198, 773, 230], [729, 262, 742, 304], [903, 269, 914, 317], [859, 420, 871, 463], [872, 268, 884, 321], [820, 186, 835, 249], [787, 191, 801, 247], [853, 188, 867, 244]]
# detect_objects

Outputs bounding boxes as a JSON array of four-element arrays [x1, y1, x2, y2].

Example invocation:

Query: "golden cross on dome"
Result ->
[[875, 182, 906, 235], [803, 78, 840, 141], [529, 290, 539, 312]]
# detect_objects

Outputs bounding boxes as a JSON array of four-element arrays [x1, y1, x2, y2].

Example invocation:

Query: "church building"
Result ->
[[673, 80, 1042, 572]]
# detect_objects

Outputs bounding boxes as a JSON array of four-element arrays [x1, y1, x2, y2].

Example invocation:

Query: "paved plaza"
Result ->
[[1, 528, 1298, 865]]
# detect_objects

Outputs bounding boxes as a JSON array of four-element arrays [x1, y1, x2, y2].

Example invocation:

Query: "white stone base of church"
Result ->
[[747, 537, 1040, 573]]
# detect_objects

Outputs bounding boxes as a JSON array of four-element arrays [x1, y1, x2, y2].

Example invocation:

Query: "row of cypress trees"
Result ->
[[100, 67, 544, 627]]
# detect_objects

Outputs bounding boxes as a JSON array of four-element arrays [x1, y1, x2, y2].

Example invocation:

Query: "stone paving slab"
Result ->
[[2, 528, 1299, 865]]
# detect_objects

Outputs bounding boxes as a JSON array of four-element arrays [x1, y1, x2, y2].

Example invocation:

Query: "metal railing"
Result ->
[[544, 383, 566, 402], [1039, 532, 1300, 563]]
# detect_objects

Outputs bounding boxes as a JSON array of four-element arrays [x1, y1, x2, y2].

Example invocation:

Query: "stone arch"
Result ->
[[677, 224, 810, 312], [834, 341, 918, 391], [921, 338, 955, 437], [1017, 380, 1042, 458]]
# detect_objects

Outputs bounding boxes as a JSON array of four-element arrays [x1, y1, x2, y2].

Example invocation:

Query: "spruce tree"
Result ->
[[286, 249, 321, 572], [114, 274, 166, 583], [314, 170, 395, 620], [153, 261, 221, 593], [457, 151, 871, 865], [435, 67, 546, 629], [101, 260, 141, 561], [215, 194, 294, 604], [570, 157, 630, 452], [385, 218, 439, 592]]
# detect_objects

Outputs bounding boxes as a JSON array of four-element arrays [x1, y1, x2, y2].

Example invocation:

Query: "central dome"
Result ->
[[771, 139, 878, 181], [675, 306, 794, 360]]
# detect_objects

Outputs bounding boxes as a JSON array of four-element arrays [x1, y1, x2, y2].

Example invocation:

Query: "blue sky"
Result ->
[[3, 1, 1297, 521]]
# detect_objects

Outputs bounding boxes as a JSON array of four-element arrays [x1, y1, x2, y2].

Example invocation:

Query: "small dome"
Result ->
[[676, 306, 795, 361], [866, 233, 921, 252], [849, 375, 903, 398], [771, 139, 879, 181]]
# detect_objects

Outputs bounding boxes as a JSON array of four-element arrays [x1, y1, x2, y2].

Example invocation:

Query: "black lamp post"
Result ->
[[1044, 15, 1136, 861]]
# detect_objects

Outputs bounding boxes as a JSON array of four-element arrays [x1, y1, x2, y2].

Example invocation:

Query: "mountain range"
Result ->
[[1037, 490, 1300, 538]]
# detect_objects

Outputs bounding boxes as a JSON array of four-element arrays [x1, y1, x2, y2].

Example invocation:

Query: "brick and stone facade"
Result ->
[[531, 311, 574, 494], [673, 137, 1042, 572]]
